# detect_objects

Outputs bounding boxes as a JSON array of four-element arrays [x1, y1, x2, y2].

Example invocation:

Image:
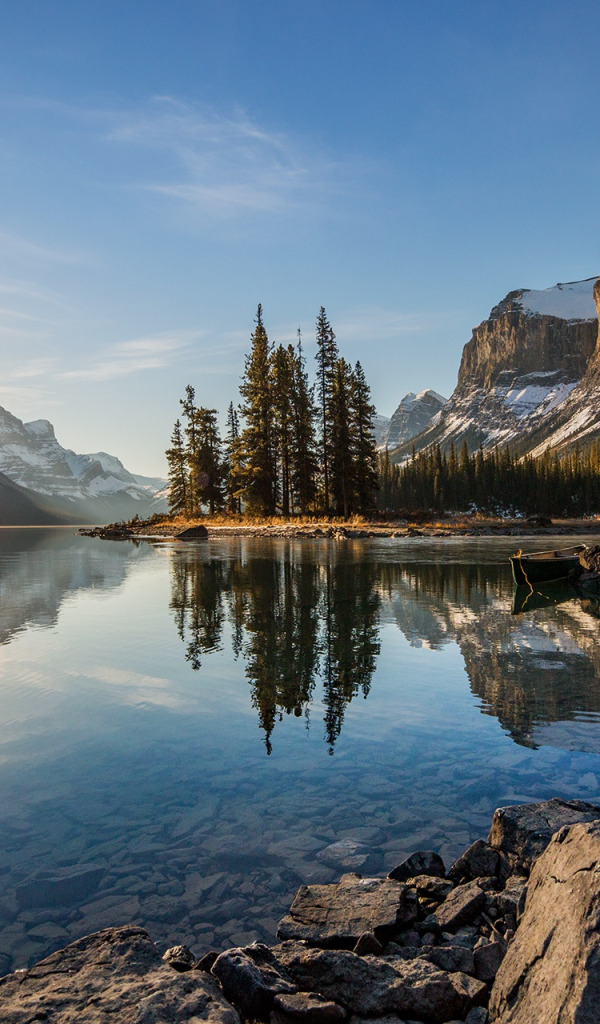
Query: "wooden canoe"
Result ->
[[510, 545, 585, 587]]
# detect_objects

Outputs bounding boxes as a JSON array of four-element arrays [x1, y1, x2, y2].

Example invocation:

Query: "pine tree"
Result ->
[[238, 304, 277, 515], [351, 360, 379, 513], [315, 307, 339, 514], [190, 407, 225, 514], [271, 344, 296, 515], [329, 357, 355, 517], [290, 330, 318, 514], [179, 384, 200, 515], [165, 418, 187, 515], [224, 401, 243, 514]]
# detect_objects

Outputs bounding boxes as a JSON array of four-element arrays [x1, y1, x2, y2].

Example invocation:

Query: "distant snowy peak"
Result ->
[[517, 278, 599, 321], [383, 389, 447, 449], [0, 404, 167, 523]]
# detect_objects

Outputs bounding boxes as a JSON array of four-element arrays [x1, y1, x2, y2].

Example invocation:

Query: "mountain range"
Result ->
[[0, 406, 167, 525], [1, 274, 599, 524], [390, 276, 600, 462]]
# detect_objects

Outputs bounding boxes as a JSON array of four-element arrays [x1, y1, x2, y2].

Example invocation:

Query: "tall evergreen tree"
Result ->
[[224, 401, 243, 514], [351, 360, 379, 512], [290, 329, 318, 514], [239, 305, 277, 514], [179, 384, 200, 515], [190, 407, 225, 514], [271, 344, 296, 515], [315, 307, 338, 514], [329, 357, 355, 517], [165, 418, 187, 515]]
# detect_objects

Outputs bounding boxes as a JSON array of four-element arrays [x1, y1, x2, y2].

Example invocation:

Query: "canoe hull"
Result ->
[[510, 548, 582, 587]]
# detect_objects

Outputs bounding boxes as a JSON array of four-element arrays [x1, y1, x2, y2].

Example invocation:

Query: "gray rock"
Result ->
[[274, 942, 487, 1021], [163, 944, 197, 972], [466, 1008, 490, 1023], [473, 940, 504, 983], [273, 990, 347, 1023], [423, 881, 486, 933], [490, 819, 600, 1022], [487, 798, 600, 873], [410, 874, 454, 902], [449, 840, 501, 882], [492, 877, 527, 925], [197, 950, 220, 972], [211, 944, 296, 1020], [177, 525, 209, 539], [352, 931, 383, 956], [0, 925, 240, 1024], [424, 944, 475, 975], [277, 874, 413, 948], [388, 851, 446, 882]]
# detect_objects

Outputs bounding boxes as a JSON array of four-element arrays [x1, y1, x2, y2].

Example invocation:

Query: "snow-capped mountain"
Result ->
[[381, 389, 447, 449], [372, 413, 391, 445], [389, 277, 600, 461], [0, 406, 167, 524]]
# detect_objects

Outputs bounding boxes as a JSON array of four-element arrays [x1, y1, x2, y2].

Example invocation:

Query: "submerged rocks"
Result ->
[[4, 798, 600, 1024]]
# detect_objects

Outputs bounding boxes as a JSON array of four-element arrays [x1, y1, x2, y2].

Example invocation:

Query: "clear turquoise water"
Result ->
[[1, 527, 600, 972]]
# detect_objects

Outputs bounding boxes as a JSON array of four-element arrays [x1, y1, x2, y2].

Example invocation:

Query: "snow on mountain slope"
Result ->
[[382, 389, 447, 449], [517, 278, 598, 320], [0, 406, 167, 523], [390, 276, 600, 461]]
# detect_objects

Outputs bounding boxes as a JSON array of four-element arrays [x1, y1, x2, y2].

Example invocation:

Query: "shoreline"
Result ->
[[80, 514, 600, 542], [3, 797, 600, 1023]]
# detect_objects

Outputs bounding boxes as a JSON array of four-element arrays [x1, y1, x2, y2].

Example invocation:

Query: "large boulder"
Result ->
[[0, 926, 240, 1024], [488, 798, 600, 873], [211, 944, 296, 1020], [273, 942, 486, 1022], [277, 874, 414, 948], [177, 525, 209, 540], [489, 820, 600, 1022]]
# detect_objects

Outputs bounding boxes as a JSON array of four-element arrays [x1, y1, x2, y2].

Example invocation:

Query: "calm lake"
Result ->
[[1, 527, 600, 973]]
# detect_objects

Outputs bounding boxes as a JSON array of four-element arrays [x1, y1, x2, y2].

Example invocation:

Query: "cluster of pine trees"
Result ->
[[166, 305, 379, 518], [378, 440, 600, 516]]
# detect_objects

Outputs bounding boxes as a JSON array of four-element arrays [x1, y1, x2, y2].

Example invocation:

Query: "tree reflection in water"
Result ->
[[169, 541, 600, 756], [169, 545, 380, 753]]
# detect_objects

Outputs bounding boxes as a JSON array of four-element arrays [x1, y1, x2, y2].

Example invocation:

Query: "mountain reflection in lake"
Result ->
[[1, 529, 600, 974]]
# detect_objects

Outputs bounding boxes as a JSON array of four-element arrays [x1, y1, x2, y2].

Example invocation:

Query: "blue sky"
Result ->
[[1, 0, 599, 476]]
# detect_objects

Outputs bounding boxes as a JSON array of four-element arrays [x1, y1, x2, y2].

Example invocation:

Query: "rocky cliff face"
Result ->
[[0, 405, 167, 524], [382, 390, 447, 449], [390, 277, 600, 460]]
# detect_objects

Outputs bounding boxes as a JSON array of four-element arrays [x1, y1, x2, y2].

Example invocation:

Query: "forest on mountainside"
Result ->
[[378, 441, 600, 517]]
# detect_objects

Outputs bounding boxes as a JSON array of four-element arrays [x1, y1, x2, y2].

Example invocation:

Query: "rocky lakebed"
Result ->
[[3, 797, 600, 1023]]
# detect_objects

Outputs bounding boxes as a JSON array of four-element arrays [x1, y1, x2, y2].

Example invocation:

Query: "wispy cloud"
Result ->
[[0, 229, 87, 266], [60, 330, 198, 382], [104, 97, 338, 216]]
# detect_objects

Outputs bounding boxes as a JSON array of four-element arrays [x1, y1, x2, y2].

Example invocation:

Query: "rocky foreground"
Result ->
[[3, 798, 600, 1023]]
